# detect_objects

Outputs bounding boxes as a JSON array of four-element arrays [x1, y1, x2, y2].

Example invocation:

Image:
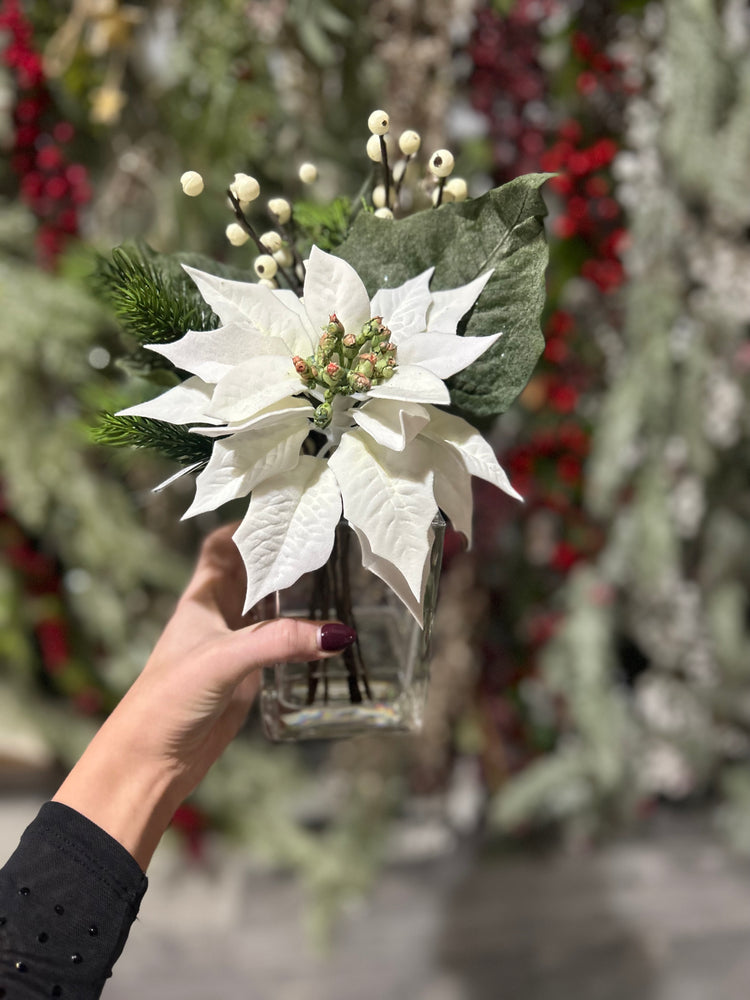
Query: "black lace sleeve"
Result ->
[[0, 802, 148, 999]]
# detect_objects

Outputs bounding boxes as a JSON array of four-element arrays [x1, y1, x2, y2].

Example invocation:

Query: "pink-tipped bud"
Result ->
[[322, 362, 345, 388], [353, 357, 374, 378], [319, 330, 338, 353], [327, 313, 345, 335], [342, 333, 357, 348], [348, 371, 372, 392], [359, 316, 385, 345], [292, 355, 309, 376]]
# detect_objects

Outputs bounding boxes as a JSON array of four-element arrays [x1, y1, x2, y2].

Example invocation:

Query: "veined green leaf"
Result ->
[[335, 174, 552, 419]]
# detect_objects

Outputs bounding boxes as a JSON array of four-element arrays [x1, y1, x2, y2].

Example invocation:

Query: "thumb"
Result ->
[[215, 618, 357, 687]]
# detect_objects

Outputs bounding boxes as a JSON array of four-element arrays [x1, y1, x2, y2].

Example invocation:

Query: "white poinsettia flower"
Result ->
[[118, 246, 520, 623]]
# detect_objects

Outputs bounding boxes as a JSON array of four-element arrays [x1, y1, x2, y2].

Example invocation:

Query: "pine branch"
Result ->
[[91, 413, 213, 466], [91, 244, 221, 346]]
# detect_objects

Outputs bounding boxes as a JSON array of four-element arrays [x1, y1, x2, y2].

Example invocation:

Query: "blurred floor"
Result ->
[[3, 794, 750, 999]]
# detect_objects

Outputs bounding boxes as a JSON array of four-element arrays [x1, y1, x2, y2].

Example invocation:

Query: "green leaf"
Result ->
[[334, 174, 552, 419], [292, 197, 351, 252], [91, 413, 213, 466]]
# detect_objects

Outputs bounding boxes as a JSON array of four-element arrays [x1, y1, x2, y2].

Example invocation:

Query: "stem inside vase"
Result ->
[[305, 521, 372, 706]]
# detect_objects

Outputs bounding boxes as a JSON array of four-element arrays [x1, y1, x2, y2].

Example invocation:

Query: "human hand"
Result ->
[[53, 524, 355, 869]]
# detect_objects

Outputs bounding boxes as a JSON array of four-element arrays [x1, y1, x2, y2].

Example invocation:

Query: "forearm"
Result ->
[[52, 701, 185, 872]]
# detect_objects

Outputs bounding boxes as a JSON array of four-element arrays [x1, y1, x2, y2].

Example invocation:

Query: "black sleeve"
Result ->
[[0, 801, 148, 999]]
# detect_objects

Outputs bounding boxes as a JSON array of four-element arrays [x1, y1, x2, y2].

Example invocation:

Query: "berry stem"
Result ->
[[378, 135, 392, 212], [394, 154, 412, 197], [227, 189, 301, 293], [277, 216, 307, 294]]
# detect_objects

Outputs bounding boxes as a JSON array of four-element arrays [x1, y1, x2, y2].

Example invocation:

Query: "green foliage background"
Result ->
[[6, 0, 750, 938]]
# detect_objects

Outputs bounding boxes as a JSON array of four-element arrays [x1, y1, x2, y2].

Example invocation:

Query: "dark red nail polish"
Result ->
[[318, 623, 357, 652]]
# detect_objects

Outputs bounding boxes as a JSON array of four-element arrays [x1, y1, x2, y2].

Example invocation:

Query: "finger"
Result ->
[[180, 523, 248, 627], [182, 523, 242, 601], [214, 618, 357, 688]]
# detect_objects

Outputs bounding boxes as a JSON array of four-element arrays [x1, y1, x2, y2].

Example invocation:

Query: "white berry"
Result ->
[[428, 149, 455, 178], [254, 254, 278, 278], [180, 170, 204, 196], [372, 184, 393, 209], [367, 109, 390, 135], [226, 223, 249, 246], [374, 207, 393, 219], [230, 172, 260, 204], [273, 246, 293, 267], [258, 277, 278, 289], [298, 162, 318, 184], [260, 230, 283, 253], [398, 130, 421, 156], [432, 186, 455, 206], [366, 134, 383, 162], [268, 197, 291, 224], [445, 177, 468, 201]]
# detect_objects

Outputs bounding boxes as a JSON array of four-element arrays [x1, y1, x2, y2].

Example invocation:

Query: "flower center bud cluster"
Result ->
[[292, 313, 398, 428]]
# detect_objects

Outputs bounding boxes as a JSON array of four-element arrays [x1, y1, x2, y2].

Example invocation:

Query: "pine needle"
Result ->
[[91, 413, 214, 466], [91, 243, 220, 345]]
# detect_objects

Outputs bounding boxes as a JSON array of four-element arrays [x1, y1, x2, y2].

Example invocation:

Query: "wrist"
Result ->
[[53, 719, 185, 871]]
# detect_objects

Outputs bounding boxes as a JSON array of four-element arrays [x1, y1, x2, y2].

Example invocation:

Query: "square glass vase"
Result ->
[[260, 515, 445, 741]]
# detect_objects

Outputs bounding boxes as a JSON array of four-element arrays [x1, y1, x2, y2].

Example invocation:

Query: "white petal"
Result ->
[[329, 430, 437, 600], [270, 289, 318, 355], [183, 265, 316, 356], [353, 399, 429, 452], [183, 414, 310, 519], [367, 364, 450, 405], [116, 375, 221, 425], [426, 271, 493, 334], [181, 266, 255, 325], [207, 357, 304, 423], [422, 438, 474, 544], [303, 246, 371, 340], [149, 322, 291, 383], [422, 406, 523, 501], [397, 331, 501, 380], [350, 522, 435, 627], [233, 456, 341, 614], [152, 461, 205, 493], [190, 397, 313, 438], [370, 268, 434, 340]]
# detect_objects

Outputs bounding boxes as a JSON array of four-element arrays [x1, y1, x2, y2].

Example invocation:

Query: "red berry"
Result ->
[[576, 71, 598, 96], [36, 145, 62, 170], [544, 338, 568, 364], [53, 121, 74, 143], [548, 382, 578, 414], [553, 215, 577, 239]]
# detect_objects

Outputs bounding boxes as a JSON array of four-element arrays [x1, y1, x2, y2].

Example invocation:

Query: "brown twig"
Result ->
[[379, 135, 391, 213], [226, 189, 302, 293]]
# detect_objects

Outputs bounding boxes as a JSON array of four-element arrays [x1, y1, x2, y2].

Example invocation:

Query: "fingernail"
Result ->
[[318, 623, 357, 652]]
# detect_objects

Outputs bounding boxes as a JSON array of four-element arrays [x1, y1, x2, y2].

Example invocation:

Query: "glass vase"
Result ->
[[260, 515, 445, 741]]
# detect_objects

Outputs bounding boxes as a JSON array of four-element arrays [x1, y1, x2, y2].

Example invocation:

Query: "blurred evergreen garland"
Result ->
[[5, 0, 750, 940], [473, 0, 750, 847]]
